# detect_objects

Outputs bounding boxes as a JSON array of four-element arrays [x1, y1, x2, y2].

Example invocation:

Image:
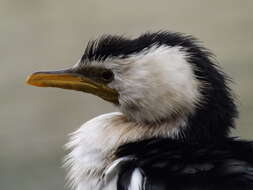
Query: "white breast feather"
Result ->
[[128, 168, 145, 190], [64, 112, 185, 190]]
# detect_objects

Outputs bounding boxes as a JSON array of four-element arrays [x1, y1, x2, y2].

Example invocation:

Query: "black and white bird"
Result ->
[[27, 31, 253, 190]]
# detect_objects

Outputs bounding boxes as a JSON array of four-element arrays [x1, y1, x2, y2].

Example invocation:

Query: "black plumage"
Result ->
[[116, 138, 253, 190], [81, 31, 206, 62]]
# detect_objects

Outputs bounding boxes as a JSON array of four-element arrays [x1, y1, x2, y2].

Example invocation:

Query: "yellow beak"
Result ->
[[26, 70, 119, 104]]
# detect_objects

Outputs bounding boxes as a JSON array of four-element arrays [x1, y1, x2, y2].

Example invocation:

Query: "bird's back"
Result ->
[[116, 138, 253, 190]]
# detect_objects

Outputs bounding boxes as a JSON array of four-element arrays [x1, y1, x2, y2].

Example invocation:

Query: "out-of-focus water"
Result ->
[[0, 1, 252, 189]]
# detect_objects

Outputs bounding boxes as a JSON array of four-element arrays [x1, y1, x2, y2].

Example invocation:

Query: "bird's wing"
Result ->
[[115, 138, 253, 190]]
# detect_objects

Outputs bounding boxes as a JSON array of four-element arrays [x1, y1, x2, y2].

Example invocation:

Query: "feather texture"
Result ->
[[116, 138, 253, 190]]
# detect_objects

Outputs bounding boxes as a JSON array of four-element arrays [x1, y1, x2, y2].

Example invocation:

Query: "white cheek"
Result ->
[[110, 46, 202, 122]]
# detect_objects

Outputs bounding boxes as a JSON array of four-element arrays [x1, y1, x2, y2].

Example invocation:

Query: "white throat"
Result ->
[[64, 112, 186, 190]]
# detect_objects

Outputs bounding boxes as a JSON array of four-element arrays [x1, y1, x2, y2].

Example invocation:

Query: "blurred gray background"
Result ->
[[0, 0, 252, 189]]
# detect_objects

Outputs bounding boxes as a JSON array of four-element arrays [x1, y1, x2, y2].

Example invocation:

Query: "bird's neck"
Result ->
[[64, 112, 185, 189]]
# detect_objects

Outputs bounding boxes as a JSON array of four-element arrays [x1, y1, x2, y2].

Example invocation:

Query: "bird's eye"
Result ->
[[101, 70, 114, 82]]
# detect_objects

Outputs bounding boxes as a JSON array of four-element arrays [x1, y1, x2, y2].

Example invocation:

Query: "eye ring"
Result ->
[[101, 70, 114, 82]]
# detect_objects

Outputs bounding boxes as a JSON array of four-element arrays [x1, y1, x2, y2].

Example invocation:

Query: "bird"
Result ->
[[26, 31, 253, 190]]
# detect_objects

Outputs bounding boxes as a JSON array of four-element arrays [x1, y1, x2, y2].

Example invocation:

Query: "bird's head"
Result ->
[[27, 32, 237, 140]]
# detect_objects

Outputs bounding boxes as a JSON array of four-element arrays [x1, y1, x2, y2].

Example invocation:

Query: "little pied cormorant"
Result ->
[[27, 31, 253, 190]]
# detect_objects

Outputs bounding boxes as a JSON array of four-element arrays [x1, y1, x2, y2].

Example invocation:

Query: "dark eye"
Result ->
[[101, 70, 114, 82]]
